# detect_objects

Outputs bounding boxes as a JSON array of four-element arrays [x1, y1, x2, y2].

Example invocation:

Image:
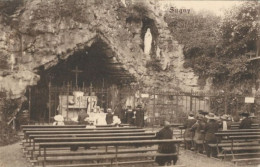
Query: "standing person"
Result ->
[[135, 105, 145, 127], [106, 108, 114, 125], [191, 114, 206, 153], [121, 107, 128, 124], [239, 112, 252, 129], [155, 121, 178, 166], [220, 115, 231, 130], [183, 112, 196, 150], [204, 113, 220, 157], [126, 106, 134, 125]]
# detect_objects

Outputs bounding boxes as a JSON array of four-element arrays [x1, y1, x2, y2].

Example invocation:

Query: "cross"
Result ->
[[71, 66, 83, 88]]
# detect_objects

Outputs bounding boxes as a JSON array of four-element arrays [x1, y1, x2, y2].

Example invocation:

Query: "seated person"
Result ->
[[78, 109, 89, 125], [112, 115, 121, 126], [53, 115, 65, 125], [239, 112, 252, 129], [155, 121, 178, 166], [106, 108, 114, 125]]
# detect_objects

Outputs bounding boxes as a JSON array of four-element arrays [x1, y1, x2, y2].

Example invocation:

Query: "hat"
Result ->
[[188, 112, 194, 117], [220, 115, 229, 120], [164, 121, 170, 127], [196, 114, 204, 120], [54, 115, 64, 122], [240, 112, 250, 117], [198, 110, 209, 116], [206, 113, 218, 120], [136, 104, 142, 108], [249, 114, 256, 118], [107, 108, 112, 113]]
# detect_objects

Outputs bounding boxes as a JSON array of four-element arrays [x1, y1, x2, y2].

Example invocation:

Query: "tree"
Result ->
[[164, 8, 220, 87], [215, 1, 259, 92], [164, 2, 260, 93]]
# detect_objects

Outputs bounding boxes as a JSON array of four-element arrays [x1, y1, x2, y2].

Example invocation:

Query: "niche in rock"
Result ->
[[141, 17, 159, 58]]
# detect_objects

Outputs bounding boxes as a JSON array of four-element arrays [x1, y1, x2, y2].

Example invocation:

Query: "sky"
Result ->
[[158, 0, 244, 16]]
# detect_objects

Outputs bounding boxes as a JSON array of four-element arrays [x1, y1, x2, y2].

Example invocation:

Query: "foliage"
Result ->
[[0, 93, 20, 146], [125, 2, 149, 23], [214, 1, 260, 90], [164, 2, 260, 92], [164, 9, 220, 85]]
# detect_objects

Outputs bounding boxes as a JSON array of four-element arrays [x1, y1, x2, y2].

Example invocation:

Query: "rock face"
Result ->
[[0, 0, 201, 99]]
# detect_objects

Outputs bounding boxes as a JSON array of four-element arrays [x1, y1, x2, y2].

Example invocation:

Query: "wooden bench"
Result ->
[[22, 127, 139, 132], [21, 124, 131, 129], [22, 126, 142, 138], [36, 139, 183, 167], [21, 125, 86, 129], [24, 129, 146, 141], [24, 132, 155, 147], [35, 160, 155, 167], [230, 123, 259, 129], [28, 135, 157, 158], [213, 131, 260, 164]]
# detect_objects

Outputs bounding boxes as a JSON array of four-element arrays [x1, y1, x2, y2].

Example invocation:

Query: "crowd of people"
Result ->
[[183, 110, 257, 157], [52, 105, 146, 127], [154, 110, 258, 166]]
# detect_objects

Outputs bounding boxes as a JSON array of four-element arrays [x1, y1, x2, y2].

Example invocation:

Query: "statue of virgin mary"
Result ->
[[144, 28, 152, 55]]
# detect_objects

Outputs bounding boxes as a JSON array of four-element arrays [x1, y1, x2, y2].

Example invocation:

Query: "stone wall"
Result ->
[[0, 0, 202, 101]]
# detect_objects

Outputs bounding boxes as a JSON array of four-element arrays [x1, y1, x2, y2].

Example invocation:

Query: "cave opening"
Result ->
[[28, 38, 136, 122]]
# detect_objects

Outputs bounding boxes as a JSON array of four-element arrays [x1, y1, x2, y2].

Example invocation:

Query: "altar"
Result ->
[[58, 92, 97, 120]]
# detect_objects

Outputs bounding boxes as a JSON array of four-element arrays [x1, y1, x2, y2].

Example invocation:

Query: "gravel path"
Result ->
[[179, 150, 260, 167], [0, 141, 31, 167]]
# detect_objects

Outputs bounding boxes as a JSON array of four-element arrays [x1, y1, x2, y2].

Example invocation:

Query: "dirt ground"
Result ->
[[0, 141, 30, 167], [0, 140, 259, 167]]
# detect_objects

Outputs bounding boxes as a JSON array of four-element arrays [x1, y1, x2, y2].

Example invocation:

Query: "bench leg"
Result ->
[[115, 146, 119, 167]]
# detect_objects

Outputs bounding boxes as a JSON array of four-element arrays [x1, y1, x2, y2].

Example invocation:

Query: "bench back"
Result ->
[[34, 135, 156, 143], [23, 127, 139, 132], [28, 132, 155, 140], [21, 124, 131, 129], [230, 124, 259, 129], [228, 135, 260, 140], [25, 129, 146, 139], [39, 139, 184, 149], [216, 131, 260, 136]]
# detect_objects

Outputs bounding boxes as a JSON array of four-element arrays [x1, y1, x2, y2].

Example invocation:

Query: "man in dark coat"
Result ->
[[78, 109, 89, 125], [155, 121, 178, 166], [106, 108, 114, 125], [239, 112, 252, 129], [183, 112, 197, 150], [191, 114, 206, 153], [126, 107, 134, 125], [204, 113, 220, 157], [135, 105, 145, 127], [121, 107, 129, 124]]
